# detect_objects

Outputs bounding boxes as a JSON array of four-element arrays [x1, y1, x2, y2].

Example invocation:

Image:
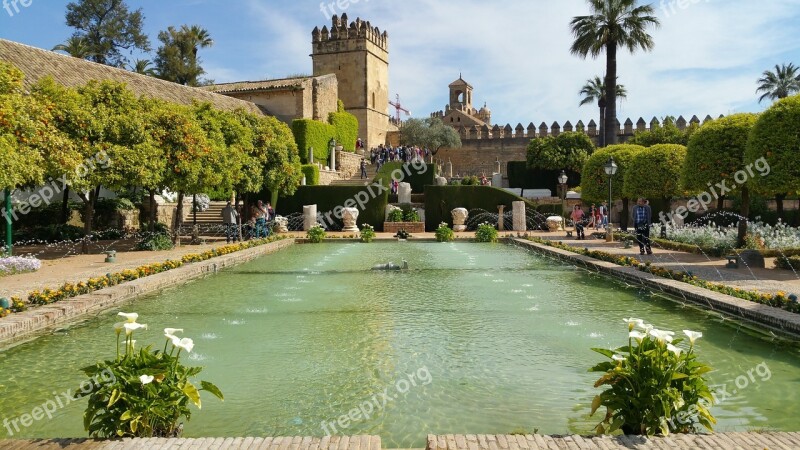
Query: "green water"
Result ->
[[1, 242, 799, 446]]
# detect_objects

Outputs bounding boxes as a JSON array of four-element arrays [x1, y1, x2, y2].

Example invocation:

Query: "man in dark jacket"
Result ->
[[632, 197, 652, 255]]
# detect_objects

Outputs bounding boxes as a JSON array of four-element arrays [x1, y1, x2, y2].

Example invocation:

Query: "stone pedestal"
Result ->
[[546, 216, 563, 232], [492, 173, 503, 188], [452, 208, 468, 232], [497, 205, 505, 231], [303, 205, 317, 231], [513, 201, 526, 232], [342, 207, 359, 233], [274, 216, 289, 233], [398, 182, 412, 204]]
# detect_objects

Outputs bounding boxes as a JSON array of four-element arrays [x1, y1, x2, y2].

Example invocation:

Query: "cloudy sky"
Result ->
[[2, 0, 799, 126]]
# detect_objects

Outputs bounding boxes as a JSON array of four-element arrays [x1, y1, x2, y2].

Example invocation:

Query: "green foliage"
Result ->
[[359, 224, 375, 243], [404, 209, 421, 222], [683, 114, 758, 194], [756, 63, 800, 104], [306, 224, 326, 243], [328, 110, 359, 152], [65, 0, 151, 67], [461, 176, 480, 186], [399, 117, 462, 154], [337, 99, 346, 112], [76, 315, 223, 437], [136, 232, 174, 251], [435, 222, 455, 242], [373, 162, 434, 193], [745, 94, 800, 196], [628, 118, 699, 147], [475, 222, 498, 243], [388, 209, 404, 222], [277, 186, 389, 230], [154, 25, 213, 86], [424, 186, 534, 231], [291, 119, 336, 164], [581, 144, 645, 203], [301, 165, 320, 186], [527, 131, 595, 172], [623, 144, 687, 204], [590, 320, 714, 436]]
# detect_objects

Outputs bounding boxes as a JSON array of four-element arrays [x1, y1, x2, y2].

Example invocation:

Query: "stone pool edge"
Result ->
[[0, 239, 295, 351], [512, 238, 800, 338]]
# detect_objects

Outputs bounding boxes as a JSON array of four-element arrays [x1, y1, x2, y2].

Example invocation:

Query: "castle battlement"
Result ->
[[452, 114, 721, 141], [312, 14, 388, 54]]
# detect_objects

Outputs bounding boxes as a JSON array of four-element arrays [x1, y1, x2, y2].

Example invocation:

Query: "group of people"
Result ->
[[369, 144, 430, 170], [221, 200, 275, 243], [569, 198, 653, 255]]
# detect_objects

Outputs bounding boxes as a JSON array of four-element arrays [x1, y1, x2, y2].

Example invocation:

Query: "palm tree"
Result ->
[[185, 25, 213, 57], [756, 63, 800, 103], [52, 36, 93, 59], [579, 76, 627, 147], [571, 0, 659, 147], [130, 59, 157, 76]]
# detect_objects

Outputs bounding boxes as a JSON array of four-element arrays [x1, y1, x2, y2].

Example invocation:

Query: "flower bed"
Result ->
[[0, 236, 286, 318], [528, 237, 800, 314], [0, 255, 42, 276]]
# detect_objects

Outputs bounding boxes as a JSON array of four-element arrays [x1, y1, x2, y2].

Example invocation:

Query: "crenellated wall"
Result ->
[[436, 114, 720, 177]]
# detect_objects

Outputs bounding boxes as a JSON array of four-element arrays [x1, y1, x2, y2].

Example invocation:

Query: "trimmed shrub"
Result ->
[[292, 119, 336, 164], [424, 185, 536, 230], [581, 144, 645, 204], [507, 160, 581, 192], [624, 144, 687, 214], [277, 185, 389, 230], [527, 131, 595, 172], [301, 164, 320, 186], [328, 111, 359, 152], [373, 162, 434, 193], [745, 94, 800, 197]]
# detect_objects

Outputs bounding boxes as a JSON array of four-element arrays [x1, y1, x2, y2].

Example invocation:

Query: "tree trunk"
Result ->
[[737, 187, 750, 247], [776, 193, 786, 220], [621, 198, 630, 231], [79, 186, 100, 254], [174, 192, 185, 246], [60, 185, 71, 224], [604, 43, 618, 146], [148, 190, 156, 232], [598, 101, 606, 148], [236, 192, 244, 242], [717, 195, 725, 211]]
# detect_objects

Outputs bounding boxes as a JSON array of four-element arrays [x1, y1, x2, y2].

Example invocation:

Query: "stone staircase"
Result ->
[[329, 162, 379, 186], [181, 200, 227, 233]]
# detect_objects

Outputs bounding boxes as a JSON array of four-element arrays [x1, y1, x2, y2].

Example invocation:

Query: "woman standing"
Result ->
[[571, 205, 586, 240]]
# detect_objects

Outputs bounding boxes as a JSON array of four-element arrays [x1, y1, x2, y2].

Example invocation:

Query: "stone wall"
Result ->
[[337, 150, 363, 179], [318, 170, 339, 186]]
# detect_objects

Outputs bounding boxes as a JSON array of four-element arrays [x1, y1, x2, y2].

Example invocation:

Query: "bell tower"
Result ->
[[312, 14, 390, 148], [449, 76, 473, 112]]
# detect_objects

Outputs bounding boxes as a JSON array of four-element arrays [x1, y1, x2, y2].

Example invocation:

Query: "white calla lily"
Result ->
[[117, 312, 138, 323], [666, 344, 682, 356], [629, 331, 646, 342], [140, 375, 154, 385], [623, 318, 644, 331], [648, 329, 674, 344], [123, 322, 147, 335], [612, 354, 626, 362], [174, 337, 194, 353], [683, 330, 703, 345], [113, 322, 125, 334], [164, 328, 183, 336]]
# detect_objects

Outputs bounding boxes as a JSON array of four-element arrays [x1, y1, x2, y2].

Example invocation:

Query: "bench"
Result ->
[[725, 255, 739, 269]]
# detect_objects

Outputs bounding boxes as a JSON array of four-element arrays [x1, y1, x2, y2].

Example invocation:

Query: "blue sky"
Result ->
[[2, 0, 799, 126]]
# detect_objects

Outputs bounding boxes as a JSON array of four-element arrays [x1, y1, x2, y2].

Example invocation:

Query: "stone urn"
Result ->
[[452, 208, 469, 232], [546, 216, 563, 232], [342, 207, 360, 233], [274, 216, 289, 233]]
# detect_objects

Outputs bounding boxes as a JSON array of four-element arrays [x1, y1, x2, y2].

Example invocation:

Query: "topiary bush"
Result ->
[[373, 162, 434, 193], [424, 186, 536, 231], [277, 185, 389, 231], [328, 109, 359, 152], [623, 144, 687, 215], [292, 119, 336, 164], [527, 131, 595, 172], [745, 94, 800, 198], [300, 164, 320, 186]]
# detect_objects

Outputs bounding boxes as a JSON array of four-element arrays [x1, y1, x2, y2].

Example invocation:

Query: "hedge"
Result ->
[[292, 119, 336, 164], [328, 111, 359, 152], [300, 164, 320, 186], [506, 161, 580, 192], [277, 185, 389, 231], [374, 162, 435, 194], [424, 185, 536, 230]]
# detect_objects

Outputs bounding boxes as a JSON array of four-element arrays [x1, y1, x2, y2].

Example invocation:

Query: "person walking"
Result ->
[[632, 197, 653, 255], [571, 205, 586, 239], [221, 201, 239, 244], [360, 158, 368, 179], [254, 200, 268, 238], [600, 201, 609, 229]]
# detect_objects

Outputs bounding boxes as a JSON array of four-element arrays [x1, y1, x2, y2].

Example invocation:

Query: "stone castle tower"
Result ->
[[312, 14, 390, 148]]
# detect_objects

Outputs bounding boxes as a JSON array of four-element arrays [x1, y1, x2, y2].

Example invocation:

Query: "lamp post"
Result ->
[[3, 188, 11, 256], [603, 157, 618, 242], [557, 170, 568, 232]]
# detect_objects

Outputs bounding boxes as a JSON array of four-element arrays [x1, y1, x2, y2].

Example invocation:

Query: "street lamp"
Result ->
[[603, 157, 618, 242], [557, 170, 568, 232]]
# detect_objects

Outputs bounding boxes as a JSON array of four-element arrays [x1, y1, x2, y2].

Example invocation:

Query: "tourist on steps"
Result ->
[[360, 158, 368, 179]]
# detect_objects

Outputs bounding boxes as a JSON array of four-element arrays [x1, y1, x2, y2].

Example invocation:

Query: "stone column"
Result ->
[[497, 205, 505, 231], [303, 205, 317, 231], [495, 158, 501, 175], [451, 208, 468, 232], [446, 159, 453, 178], [342, 207, 359, 233], [513, 201, 526, 232], [309, 147, 314, 164], [398, 182, 412, 204]]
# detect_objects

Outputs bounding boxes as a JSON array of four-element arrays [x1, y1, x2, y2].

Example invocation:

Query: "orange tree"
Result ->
[[581, 144, 645, 230], [623, 144, 687, 217]]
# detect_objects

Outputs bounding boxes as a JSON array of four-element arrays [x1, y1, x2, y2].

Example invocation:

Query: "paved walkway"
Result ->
[[529, 230, 800, 296], [3, 433, 800, 449]]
